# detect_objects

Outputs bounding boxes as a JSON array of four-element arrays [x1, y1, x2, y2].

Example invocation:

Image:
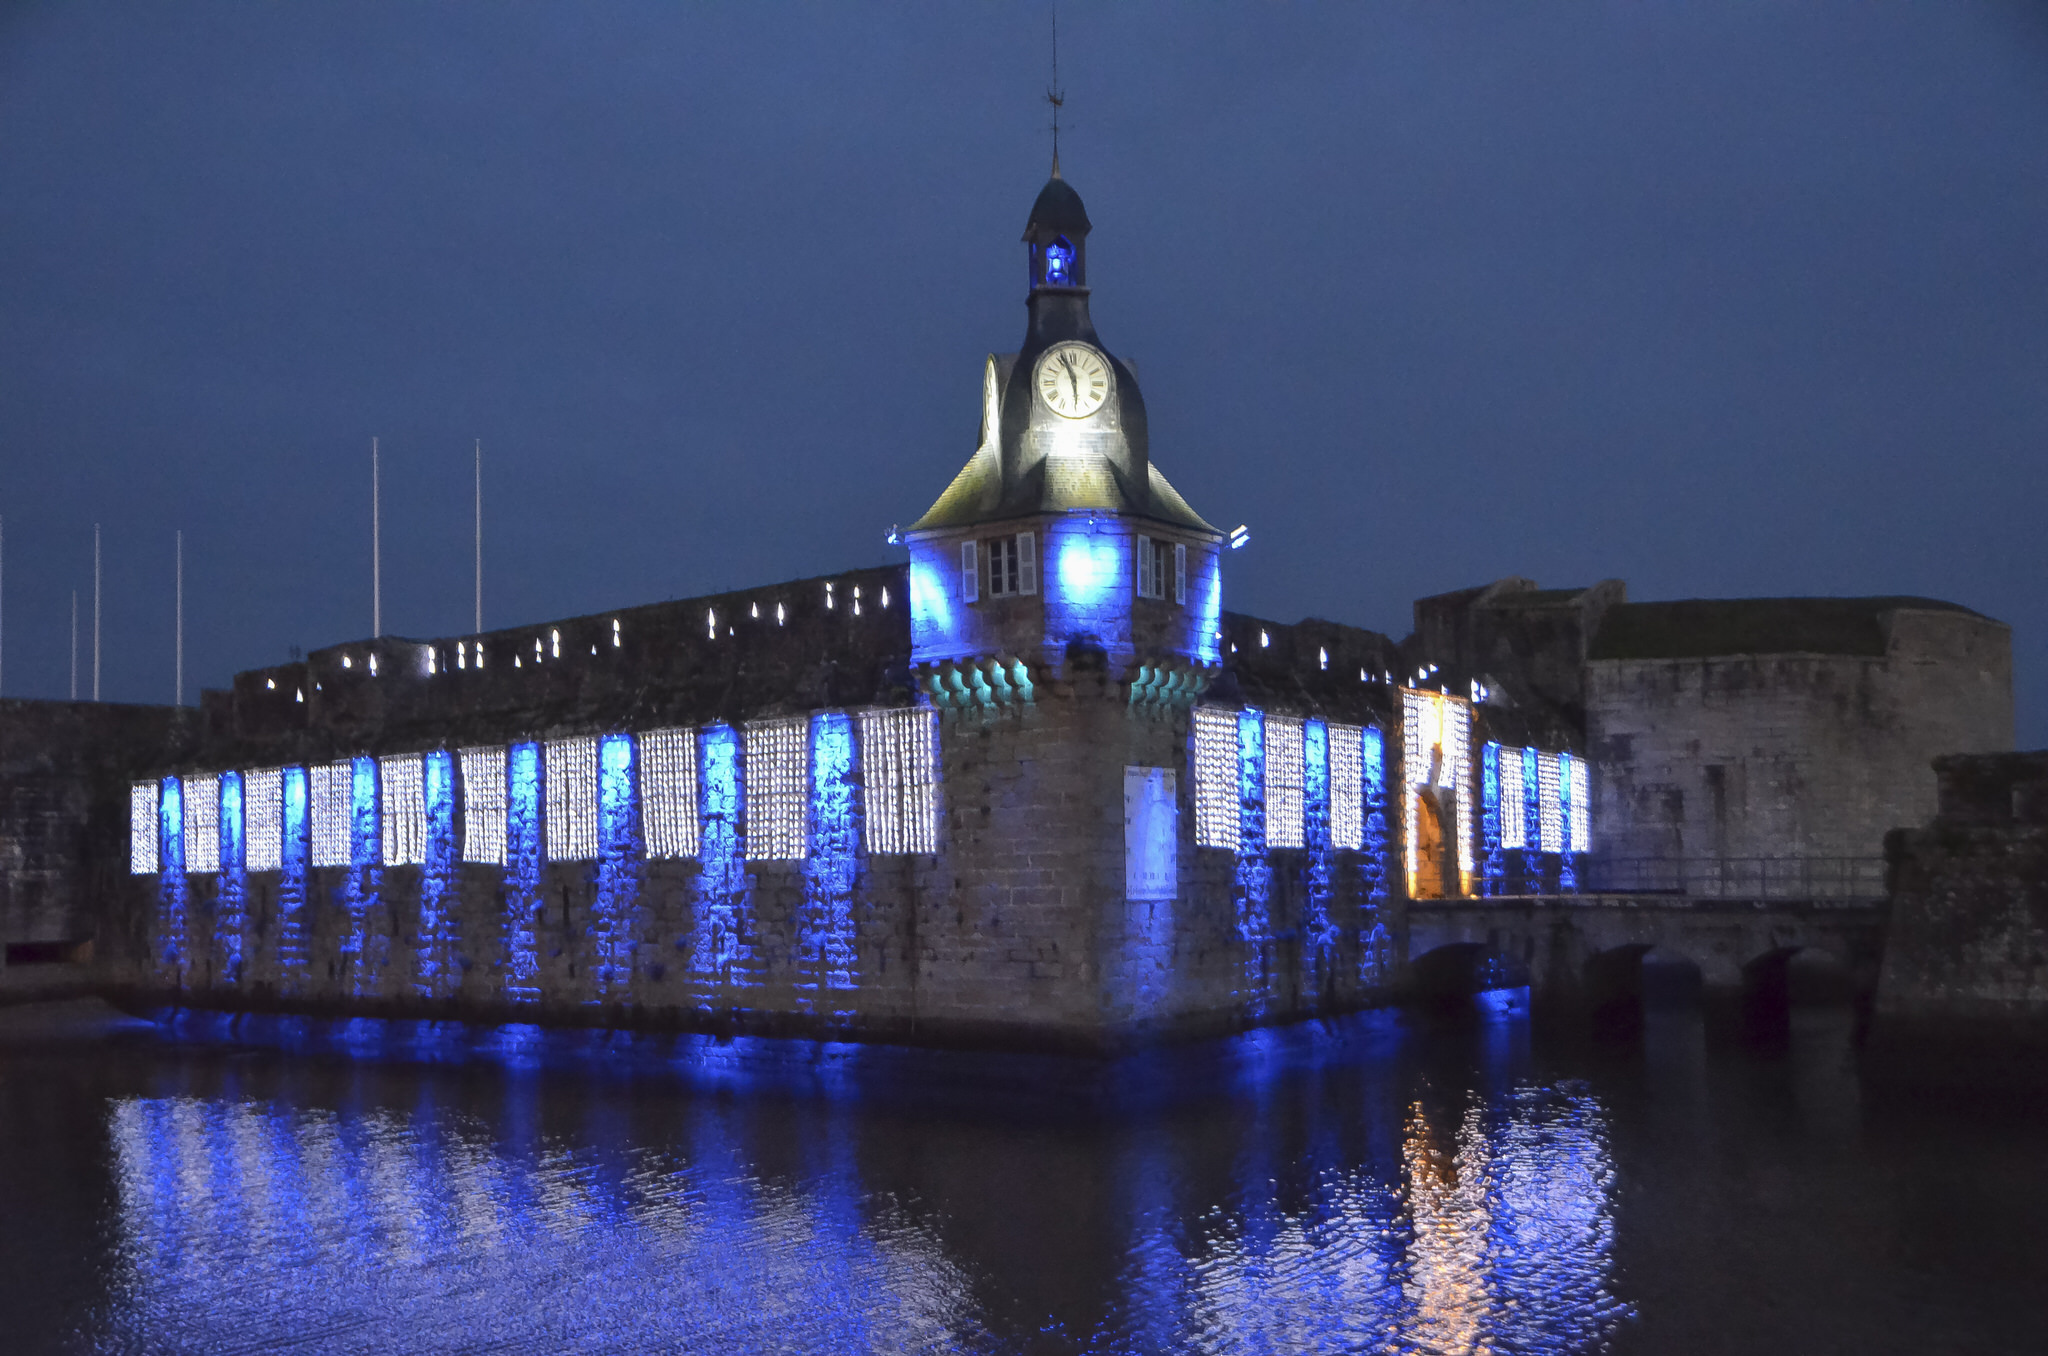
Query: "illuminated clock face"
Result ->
[[1034, 343, 1112, 419]]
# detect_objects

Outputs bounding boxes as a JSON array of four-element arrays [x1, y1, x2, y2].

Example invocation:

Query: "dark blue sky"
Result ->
[[2, 3, 2044, 741]]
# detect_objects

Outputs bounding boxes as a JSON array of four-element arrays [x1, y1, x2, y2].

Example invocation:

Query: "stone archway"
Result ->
[[1585, 944, 1705, 1039], [1411, 790, 1449, 900]]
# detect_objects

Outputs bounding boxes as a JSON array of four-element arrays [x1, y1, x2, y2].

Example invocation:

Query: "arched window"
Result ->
[[1044, 235, 1075, 285]]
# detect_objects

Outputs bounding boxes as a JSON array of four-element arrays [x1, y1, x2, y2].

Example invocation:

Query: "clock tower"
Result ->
[[905, 170, 1224, 677]]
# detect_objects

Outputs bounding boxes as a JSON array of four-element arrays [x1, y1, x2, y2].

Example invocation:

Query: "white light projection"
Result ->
[[1570, 757, 1591, 853], [129, 782, 158, 874], [459, 747, 508, 865], [244, 769, 284, 872], [309, 762, 353, 868], [1329, 722, 1364, 850], [544, 736, 600, 862], [1192, 707, 1241, 851], [184, 775, 220, 875], [640, 727, 701, 859], [380, 754, 427, 866], [1499, 748, 1526, 850], [1264, 715, 1306, 850], [858, 707, 940, 855], [1538, 752, 1563, 853], [1402, 689, 1476, 896], [744, 717, 809, 861]]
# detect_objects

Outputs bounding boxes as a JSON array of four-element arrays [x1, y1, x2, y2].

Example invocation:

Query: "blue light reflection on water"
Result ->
[[86, 1008, 1631, 1355]]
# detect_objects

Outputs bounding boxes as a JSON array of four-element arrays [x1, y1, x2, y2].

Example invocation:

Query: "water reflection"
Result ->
[[80, 1014, 1634, 1354]]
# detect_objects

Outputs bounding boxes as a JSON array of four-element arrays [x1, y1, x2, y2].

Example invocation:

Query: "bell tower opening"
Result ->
[[1025, 175, 1090, 292], [1043, 235, 1075, 286]]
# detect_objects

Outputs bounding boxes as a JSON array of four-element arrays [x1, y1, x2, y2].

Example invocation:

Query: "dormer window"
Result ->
[[1044, 235, 1075, 285]]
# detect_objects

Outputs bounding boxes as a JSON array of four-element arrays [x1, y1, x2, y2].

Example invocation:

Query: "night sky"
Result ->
[[2, 4, 2043, 742]]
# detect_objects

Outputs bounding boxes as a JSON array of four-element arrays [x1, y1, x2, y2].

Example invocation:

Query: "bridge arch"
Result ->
[[1741, 945, 1857, 1037], [1585, 944, 1705, 1037]]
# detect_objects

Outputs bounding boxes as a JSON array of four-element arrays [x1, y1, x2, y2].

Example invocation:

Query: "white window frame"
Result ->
[[981, 531, 1036, 599], [960, 539, 978, 603], [1136, 534, 1171, 600]]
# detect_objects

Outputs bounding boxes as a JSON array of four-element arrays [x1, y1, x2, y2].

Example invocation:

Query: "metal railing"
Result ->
[[1581, 856, 1886, 900]]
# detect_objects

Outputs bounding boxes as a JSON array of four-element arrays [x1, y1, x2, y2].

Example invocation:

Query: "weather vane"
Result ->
[[1046, 5, 1064, 176]]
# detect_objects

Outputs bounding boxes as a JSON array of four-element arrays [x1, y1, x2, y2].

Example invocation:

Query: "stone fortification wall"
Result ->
[[202, 564, 914, 771], [1586, 602, 2010, 867], [127, 649, 1399, 1051], [1875, 751, 2048, 1039], [0, 700, 198, 963]]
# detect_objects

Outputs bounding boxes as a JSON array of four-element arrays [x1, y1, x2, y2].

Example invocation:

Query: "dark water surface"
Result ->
[[1, 1007, 2041, 1355]]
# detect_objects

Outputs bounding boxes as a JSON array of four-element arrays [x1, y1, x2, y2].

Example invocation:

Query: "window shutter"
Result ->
[[960, 540, 978, 603], [1136, 535, 1153, 598], [1016, 531, 1035, 596], [1174, 542, 1187, 604]]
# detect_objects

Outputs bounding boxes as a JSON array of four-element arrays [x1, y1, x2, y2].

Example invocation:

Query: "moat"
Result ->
[[3, 1007, 2041, 1354]]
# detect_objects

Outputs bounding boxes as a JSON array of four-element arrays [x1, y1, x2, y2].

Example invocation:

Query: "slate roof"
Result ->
[[1023, 174, 1091, 242]]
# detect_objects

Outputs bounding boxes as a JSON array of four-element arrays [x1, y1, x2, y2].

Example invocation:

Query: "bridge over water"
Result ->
[[1403, 892, 1891, 1022]]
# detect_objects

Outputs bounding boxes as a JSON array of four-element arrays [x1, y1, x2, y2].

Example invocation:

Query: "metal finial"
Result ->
[[1046, 5, 1064, 177]]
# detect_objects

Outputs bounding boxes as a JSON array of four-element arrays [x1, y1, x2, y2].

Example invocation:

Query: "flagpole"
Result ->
[[175, 529, 184, 705], [474, 439, 483, 634], [372, 437, 382, 639]]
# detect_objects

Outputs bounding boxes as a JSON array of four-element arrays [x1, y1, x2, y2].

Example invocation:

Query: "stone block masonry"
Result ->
[[1875, 751, 2048, 1043], [122, 650, 1399, 1052], [81, 564, 1403, 1052]]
